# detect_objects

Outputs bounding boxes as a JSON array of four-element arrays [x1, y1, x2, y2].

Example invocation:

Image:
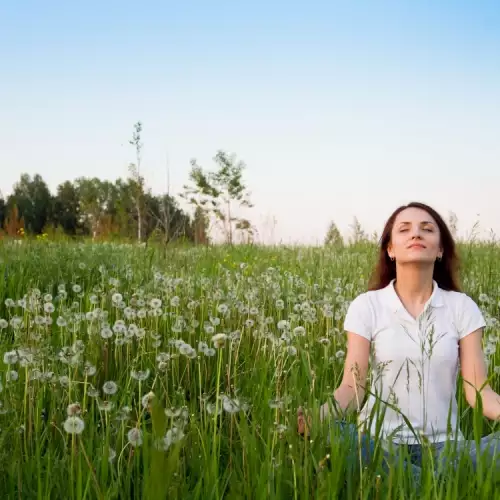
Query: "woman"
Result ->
[[298, 202, 500, 474]]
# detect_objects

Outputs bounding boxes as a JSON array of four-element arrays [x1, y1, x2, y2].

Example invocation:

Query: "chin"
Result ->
[[401, 256, 436, 265]]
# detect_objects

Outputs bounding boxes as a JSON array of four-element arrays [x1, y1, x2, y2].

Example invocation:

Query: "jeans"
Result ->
[[327, 421, 500, 481]]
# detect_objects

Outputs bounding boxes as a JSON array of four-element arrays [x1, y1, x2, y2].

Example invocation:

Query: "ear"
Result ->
[[387, 243, 393, 260]]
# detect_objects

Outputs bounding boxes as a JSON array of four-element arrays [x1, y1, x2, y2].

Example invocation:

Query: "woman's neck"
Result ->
[[393, 265, 435, 306]]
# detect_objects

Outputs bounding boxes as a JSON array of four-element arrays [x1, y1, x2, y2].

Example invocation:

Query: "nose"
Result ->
[[410, 226, 423, 238]]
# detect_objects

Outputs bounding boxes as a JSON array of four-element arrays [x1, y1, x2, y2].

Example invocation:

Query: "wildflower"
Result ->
[[67, 403, 81, 416], [44, 303, 55, 314], [222, 395, 248, 413], [6, 370, 19, 382], [142, 391, 155, 409], [268, 399, 284, 409], [150, 298, 162, 309], [204, 324, 215, 335], [179, 343, 197, 358], [217, 303, 229, 314], [0, 319, 8, 329], [111, 293, 123, 305], [286, 346, 297, 356], [127, 428, 143, 447], [131, 369, 150, 381], [277, 320, 290, 330], [63, 416, 85, 435], [97, 401, 115, 412], [156, 352, 171, 363], [165, 426, 185, 446], [484, 343, 496, 356], [211, 333, 227, 349], [43, 294, 53, 303], [229, 330, 241, 341], [276, 424, 288, 433], [56, 317, 67, 327], [170, 296, 180, 307], [102, 381, 118, 395], [83, 362, 97, 376], [293, 326, 306, 337], [5, 298, 15, 308], [479, 293, 490, 303], [72, 285, 82, 294], [106, 447, 116, 462], [100, 327, 113, 339], [165, 407, 182, 418], [3, 351, 19, 365], [205, 402, 222, 415], [115, 406, 131, 421]]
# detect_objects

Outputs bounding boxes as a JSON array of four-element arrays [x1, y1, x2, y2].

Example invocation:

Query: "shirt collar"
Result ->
[[385, 278, 444, 313]]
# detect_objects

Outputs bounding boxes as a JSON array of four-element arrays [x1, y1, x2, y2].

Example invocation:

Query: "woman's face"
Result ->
[[387, 207, 442, 265]]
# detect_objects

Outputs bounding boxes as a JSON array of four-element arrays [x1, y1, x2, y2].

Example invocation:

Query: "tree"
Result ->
[[448, 211, 458, 239], [128, 121, 145, 242], [0, 193, 5, 232], [349, 216, 368, 244], [74, 177, 115, 237], [4, 204, 24, 237], [324, 220, 344, 247], [193, 205, 210, 245], [52, 181, 81, 235], [182, 150, 253, 244], [143, 192, 193, 243], [8, 174, 52, 234]]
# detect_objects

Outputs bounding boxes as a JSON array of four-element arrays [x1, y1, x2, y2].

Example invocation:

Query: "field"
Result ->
[[0, 239, 499, 499]]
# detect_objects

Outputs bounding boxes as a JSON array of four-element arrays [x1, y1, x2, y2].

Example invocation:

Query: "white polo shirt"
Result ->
[[344, 279, 486, 445]]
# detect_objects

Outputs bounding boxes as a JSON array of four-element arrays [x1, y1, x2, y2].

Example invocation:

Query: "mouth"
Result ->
[[408, 243, 426, 249]]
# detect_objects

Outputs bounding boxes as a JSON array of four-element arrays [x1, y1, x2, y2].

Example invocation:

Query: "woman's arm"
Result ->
[[460, 328, 500, 420], [320, 332, 370, 421]]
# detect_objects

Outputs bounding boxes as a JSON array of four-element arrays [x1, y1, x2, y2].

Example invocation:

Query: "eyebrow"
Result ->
[[398, 221, 436, 226]]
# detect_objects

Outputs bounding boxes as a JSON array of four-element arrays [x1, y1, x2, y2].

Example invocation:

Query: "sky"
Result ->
[[1, 0, 499, 244]]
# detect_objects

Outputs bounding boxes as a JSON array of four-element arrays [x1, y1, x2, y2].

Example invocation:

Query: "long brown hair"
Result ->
[[368, 202, 461, 292]]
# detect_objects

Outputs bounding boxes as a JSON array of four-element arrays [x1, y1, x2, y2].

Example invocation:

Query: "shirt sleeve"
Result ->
[[458, 294, 486, 340], [343, 293, 373, 341]]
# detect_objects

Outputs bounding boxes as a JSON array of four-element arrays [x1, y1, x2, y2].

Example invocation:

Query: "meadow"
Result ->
[[0, 239, 499, 499]]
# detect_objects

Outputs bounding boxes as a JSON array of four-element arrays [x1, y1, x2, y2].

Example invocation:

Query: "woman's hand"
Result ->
[[298, 403, 334, 437], [297, 406, 311, 437]]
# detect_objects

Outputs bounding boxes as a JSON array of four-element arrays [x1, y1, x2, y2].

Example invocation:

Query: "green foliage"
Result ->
[[348, 216, 369, 244], [0, 240, 498, 498], [182, 150, 253, 244], [324, 220, 344, 247], [2, 173, 196, 244], [8, 173, 52, 234]]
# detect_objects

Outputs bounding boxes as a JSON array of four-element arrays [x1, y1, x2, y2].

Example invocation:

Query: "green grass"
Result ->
[[0, 238, 499, 499]]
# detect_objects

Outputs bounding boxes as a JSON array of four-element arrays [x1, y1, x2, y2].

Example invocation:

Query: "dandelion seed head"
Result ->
[[102, 381, 118, 395], [127, 428, 143, 447], [44, 303, 55, 314], [63, 416, 85, 434], [67, 402, 81, 416]]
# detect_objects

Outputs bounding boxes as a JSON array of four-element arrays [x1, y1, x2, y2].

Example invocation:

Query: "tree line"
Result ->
[[0, 122, 255, 245]]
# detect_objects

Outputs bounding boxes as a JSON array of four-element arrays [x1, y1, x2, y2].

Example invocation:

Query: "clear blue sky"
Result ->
[[1, 1, 499, 244]]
